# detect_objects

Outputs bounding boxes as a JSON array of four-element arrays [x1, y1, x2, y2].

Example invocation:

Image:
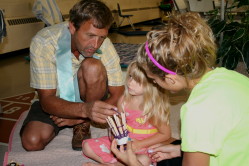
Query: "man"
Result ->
[[20, 0, 124, 151]]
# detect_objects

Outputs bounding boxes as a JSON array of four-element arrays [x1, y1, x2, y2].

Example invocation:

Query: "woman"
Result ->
[[111, 12, 249, 166]]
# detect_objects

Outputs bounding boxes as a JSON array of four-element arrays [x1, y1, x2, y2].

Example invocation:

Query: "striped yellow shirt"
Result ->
[[30, 22, 124, 94]]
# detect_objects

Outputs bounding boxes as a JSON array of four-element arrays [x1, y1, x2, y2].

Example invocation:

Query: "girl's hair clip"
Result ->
[[145, 41, 177, 75]]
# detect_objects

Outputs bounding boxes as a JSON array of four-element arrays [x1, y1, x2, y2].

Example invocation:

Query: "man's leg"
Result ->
[[78, 58, 107, 102], [20, 101, 60, 151], [72, 58, 108, 151], [21, 121, 55, 151]]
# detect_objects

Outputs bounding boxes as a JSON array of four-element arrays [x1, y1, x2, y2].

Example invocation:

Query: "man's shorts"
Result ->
[[20, 88, 109, 136], [20, 101, 65, 136]]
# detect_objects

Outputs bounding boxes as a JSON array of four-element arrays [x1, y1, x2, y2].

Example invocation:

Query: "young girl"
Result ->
[[111, 12, 249, 166], [82, 61, 171, 166]]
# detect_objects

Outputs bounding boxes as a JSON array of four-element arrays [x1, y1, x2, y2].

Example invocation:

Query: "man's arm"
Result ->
[[104, 85, 124, 105], [37, 89, 118, 123]]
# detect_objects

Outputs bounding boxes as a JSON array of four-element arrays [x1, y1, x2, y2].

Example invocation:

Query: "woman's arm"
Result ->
[[183, 152, 209, 166]]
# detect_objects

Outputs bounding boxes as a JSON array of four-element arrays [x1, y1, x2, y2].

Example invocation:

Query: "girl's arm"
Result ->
[[132, 122, 171, 152]]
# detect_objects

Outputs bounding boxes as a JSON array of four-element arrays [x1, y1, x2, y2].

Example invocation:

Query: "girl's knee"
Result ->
[[82, 141, 93, 156]]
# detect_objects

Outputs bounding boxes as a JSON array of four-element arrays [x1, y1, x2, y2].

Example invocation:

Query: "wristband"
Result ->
[[171, 140, 183, 158], [171, 140, 181, 145]]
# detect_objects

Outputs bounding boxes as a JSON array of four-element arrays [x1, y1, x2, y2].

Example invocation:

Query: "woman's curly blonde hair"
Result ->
[[137, 12, 217, 79]]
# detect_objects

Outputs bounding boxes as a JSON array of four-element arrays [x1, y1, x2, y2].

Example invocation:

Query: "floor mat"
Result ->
[[4, 111, 107, 166]]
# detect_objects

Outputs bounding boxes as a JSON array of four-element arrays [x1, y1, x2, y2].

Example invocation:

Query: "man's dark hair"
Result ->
[[69, 0, 114, 30]]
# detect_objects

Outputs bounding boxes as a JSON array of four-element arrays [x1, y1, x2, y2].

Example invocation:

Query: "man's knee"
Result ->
[[21, 131, 46, 151], [79, 58, 107, 84], [20, 122, 55, 151]]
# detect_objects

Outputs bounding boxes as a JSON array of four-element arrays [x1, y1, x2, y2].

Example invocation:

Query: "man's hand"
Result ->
[[111, 139, 142, 166], [50, 115, 84, 127], [83, 101, 118, 123], [148, 144, 181, 162]]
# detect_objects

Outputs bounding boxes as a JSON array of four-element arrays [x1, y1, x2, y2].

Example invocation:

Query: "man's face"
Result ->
[[70, 20, 108, 57]]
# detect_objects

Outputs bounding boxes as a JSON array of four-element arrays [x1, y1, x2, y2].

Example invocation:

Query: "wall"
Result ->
[[104, 0, 161, 26], [0, 0, 161, 54], [59, 0, 162, 25], [0, 0, 44, 54]]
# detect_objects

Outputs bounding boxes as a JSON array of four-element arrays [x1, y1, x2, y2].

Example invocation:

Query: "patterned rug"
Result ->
[[113, 43, 141, 68], [0, 92, 35, 144]]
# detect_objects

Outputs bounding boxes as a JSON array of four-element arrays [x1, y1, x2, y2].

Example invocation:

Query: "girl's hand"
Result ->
[[149, 143, 165, 149]]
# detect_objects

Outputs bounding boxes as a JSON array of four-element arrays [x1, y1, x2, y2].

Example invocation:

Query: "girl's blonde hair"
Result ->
[[137, 12, 217, 79], [124, 61, 170, 126]]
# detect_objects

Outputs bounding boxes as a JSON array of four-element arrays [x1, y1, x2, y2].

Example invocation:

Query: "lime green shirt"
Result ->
[[181, 67, 249, 166]]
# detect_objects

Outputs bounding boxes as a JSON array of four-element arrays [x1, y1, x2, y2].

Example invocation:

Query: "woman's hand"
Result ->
[[111, 139, 142, 166], [130, 139, 141, 152], [148, 144, 181, 162]]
